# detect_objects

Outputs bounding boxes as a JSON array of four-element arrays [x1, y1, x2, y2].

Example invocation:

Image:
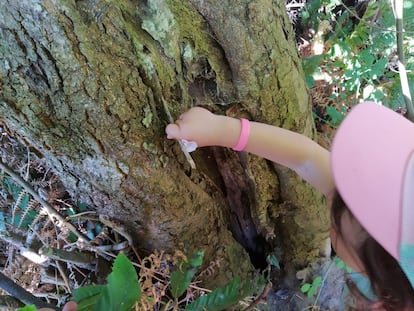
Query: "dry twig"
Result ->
[[243, 282, 272, 311]]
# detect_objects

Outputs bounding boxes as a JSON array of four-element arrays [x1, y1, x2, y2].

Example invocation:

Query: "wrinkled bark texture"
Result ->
[[0, 0, 329, 285]]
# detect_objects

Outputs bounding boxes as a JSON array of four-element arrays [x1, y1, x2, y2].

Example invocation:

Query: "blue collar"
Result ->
[[400, 243, 414, 288]]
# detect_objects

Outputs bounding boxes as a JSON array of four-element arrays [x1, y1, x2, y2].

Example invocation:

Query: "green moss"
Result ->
[[125, 22, 177, 97], [131, 37, 156, 77], [142, 141, 157, 154], [140, 0, 180, 60], [166, 0, 234, 97], [181, 41, 193, 61], [158, 154, 169, 168], [141, 105, 153, 128]]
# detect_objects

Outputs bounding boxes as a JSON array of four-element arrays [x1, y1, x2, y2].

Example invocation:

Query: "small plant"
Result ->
[[0, 177, 37, 230], [72, 253, 141, 311], [16, 251, 263, 311], [299, 257, 346, 308], [266, 254, 281, 269], [17, 306, 36, 311], [184, 276, 261, 311], [300, 276, 322, 298], [170, 251, 204, 299], [334, 256, 352, 273]]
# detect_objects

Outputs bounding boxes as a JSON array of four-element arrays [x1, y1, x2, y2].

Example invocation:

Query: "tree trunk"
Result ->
[[0, 0, 329, 286]]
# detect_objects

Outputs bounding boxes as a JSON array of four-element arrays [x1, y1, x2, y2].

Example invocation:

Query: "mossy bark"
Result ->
[[0, 0, 329, 286]]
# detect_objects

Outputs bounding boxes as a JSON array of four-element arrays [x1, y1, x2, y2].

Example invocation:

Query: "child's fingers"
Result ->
[[62, 301, 77, 311], [165, 123, 181, 139]]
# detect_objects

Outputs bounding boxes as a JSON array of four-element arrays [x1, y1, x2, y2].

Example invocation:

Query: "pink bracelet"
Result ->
[[233, 118, 250, 151]]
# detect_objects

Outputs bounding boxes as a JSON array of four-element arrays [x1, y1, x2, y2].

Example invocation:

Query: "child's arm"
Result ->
[[166, 107, 335, 196]]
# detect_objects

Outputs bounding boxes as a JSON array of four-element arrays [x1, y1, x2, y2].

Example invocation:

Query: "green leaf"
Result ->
[[67, 207, 77, 216], [307, 285, 317, 297], [359, 49, 375, 66], [335, 258, 345, 269], [19, 209, 38, 229], [312, 276, 322, 287], [73, 254, 141, 311], [68, 231, 78, 243], [302, 55, 324, 75], [171, 251, 204, 299], [300, 283, 311, 293], [4, 178, 22, 200], [266, 254, 280, 269], [301, 9, 309, 22], [307, 276, 322, 297], [94, 287, 111, 311], [184, 276, 262, 311], [103, 253, 141, 311], [0, 211, 6, 231], [305, 74, 315, 88], [335, 257, 353, 273], [17, 305, 36, 311], [370, 58, 387, 80], [77, 201, 88, 212], [171, 267, 197, 299], [72, 285, 105, 311], [187, 251, 204, 267], [300, 276, 322, 298], [20, 193, 29, 210], [326, 106, 345, 126]]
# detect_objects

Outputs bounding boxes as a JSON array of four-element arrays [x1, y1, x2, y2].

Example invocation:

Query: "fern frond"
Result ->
[[184, 276, 264, 311], [13, 190, 26, 209], [30, 178, 49, 189], [0, 197, 6, 208], [25, 210, 44, 246], [198, 258, 223, 278], [17, 198, 37, 229], [11, 190, 26, 225]]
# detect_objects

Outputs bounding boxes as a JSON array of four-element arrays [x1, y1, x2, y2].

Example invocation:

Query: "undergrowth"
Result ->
[[298, 0, 414, 135], [19, 252, 265, 311]]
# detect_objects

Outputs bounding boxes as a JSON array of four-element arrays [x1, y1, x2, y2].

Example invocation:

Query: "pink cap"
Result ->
[[331, 102, 414, 259]]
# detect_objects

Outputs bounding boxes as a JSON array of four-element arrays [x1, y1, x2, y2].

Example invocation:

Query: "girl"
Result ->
[[166, 101, 414, 310]]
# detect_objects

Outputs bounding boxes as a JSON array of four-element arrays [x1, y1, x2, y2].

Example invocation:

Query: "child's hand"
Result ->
[[165, 107, 223, 147], [37, 301, 77, 311]]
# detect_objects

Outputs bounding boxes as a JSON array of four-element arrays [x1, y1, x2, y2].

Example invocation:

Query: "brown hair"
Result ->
[[331, 190, 414, 310]]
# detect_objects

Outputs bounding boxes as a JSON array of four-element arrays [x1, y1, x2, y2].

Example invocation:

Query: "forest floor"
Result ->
[[0, 2, 357, 311]]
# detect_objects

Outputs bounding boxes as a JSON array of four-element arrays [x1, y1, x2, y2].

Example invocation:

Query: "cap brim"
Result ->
[[331, 102, 414, 259]]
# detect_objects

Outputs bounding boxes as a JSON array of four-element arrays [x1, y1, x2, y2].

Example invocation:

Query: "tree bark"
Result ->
[[0, 0, 330, 286]]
